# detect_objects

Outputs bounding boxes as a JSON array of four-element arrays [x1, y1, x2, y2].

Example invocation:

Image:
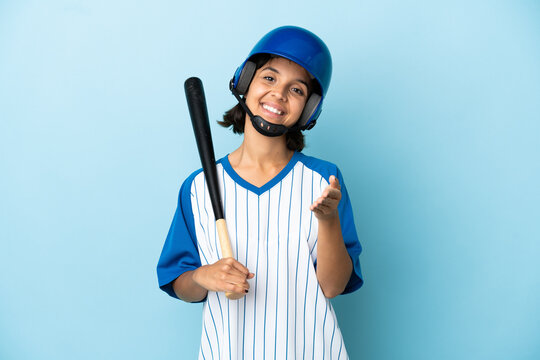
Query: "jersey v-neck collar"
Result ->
[[220, 152, 302, 195]]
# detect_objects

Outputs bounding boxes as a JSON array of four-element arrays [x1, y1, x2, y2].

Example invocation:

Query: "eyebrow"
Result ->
[[262, 66, 310, 89]]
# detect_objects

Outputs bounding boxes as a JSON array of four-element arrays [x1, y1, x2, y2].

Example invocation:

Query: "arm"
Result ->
[[158, 174, 253, 302], [310, 175, 353, 298]]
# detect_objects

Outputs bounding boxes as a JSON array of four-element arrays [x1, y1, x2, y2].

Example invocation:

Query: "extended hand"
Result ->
[[310, 175, 341, 220]]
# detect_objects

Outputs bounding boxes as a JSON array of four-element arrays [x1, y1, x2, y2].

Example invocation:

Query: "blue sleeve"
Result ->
[[156, 173, 203, 300], [336, 167, 364, 294]]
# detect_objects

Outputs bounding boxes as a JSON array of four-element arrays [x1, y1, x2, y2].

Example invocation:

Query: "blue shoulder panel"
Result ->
[[156, 168, 204, 300]]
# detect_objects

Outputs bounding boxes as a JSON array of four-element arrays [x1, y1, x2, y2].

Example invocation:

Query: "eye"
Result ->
[[291, 87, 305, 96], [263, 75, 274, 82]]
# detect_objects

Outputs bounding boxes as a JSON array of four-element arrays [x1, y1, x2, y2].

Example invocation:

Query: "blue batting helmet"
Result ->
[[231, 26, 332, 130]]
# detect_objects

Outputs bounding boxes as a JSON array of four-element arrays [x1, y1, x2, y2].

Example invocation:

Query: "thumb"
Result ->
[[329, 175, 340, 190]]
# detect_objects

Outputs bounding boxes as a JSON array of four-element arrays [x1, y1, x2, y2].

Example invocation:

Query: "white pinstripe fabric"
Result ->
[[190, 161, 349, 360]]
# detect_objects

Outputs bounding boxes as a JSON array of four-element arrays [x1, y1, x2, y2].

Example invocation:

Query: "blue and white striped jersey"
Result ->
[[157, 152, 363, 360]]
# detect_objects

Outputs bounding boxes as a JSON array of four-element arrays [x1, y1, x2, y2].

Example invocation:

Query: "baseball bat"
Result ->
[[184, 77, 243, 300]]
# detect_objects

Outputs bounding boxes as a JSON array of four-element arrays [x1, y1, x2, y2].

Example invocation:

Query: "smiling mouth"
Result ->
[[262, 104, 284, 115]]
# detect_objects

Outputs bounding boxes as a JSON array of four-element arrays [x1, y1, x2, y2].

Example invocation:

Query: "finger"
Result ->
[[312, 203, 334, 215], [229, 260, 251, 276], [223, 281, 249, 295], [224, 281, 250, 295], [311, 206, 333, 218], [221, 273, 250, 291], [221, 258, 249, 276], [220, 263, 251, 282], [312, 195, 339, 209], [310, 198, 327, 211], [223, 270, 250, 283], [318, 186, 341, 202], [319, 197, 340, 208], [325, 188, 341, 201], [216, 268, 248, 292], [222, 269, 251, 287]]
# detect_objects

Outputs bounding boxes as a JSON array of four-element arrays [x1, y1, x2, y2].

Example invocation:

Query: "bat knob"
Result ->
[[225, 292, 246, 300]]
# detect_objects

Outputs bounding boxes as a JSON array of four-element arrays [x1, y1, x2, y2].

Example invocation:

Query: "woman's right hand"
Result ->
[[192, 258, 254, 296]]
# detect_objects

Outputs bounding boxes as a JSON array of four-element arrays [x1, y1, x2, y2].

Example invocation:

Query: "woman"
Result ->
[[157, 26, 363, 359]]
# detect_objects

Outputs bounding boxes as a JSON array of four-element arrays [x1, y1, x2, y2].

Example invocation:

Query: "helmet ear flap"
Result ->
[[236, 61, 257, 95], [298, 93, 321, 130]]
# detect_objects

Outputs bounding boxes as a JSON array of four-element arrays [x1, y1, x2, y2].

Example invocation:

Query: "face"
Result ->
[[244, 56, 311, 128]]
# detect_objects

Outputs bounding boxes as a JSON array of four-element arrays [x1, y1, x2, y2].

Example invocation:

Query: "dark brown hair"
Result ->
[[218, 54, 308, 152]]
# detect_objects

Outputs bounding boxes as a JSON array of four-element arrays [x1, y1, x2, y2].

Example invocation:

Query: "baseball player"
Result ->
[[157, 26, 363, 359]]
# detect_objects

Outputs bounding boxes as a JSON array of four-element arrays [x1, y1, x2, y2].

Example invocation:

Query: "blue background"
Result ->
[[1, 1, 539, 359]]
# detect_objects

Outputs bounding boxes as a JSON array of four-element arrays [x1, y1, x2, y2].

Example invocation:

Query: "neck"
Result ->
[[230, 116, 294, 168]]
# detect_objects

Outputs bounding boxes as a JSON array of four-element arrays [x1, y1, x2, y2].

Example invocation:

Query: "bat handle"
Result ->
[[216, 219, 246, 300], [216, 219, 233, 258]]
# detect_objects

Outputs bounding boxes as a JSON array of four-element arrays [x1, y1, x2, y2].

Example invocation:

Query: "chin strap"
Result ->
[[230, 83, 300, 137]]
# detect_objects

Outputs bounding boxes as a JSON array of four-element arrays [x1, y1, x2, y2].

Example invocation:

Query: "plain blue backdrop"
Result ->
[[1, 1, 539, 359]]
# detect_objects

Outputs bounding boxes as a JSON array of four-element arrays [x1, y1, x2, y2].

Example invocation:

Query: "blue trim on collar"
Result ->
[[220, 152, 301, 195]]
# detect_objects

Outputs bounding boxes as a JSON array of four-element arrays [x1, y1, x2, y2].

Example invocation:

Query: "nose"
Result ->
[[271, 83, 288, 101]]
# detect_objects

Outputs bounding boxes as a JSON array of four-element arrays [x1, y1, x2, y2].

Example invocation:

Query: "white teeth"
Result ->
[[262, 104, 283, 115]]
